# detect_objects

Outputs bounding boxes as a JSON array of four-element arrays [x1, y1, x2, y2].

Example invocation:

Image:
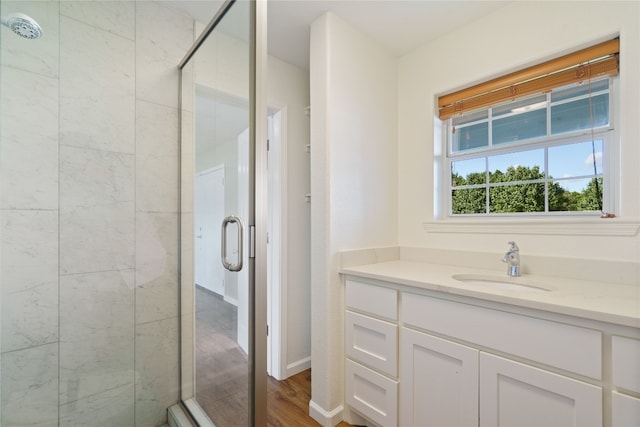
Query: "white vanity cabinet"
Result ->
[[611, 336, 640, 426], [479, 352, 602, 426], [400, 291, 602, 427], [344, 280, 398, 426], [399, 326, 602, 427], [399, 328, 479, 427], [341, 274, 640, 427]]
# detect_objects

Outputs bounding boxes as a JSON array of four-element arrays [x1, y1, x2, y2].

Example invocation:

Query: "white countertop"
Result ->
[[341, 260, 640, 328]]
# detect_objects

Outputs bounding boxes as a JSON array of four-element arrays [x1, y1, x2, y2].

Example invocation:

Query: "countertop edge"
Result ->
[[340, 261, 640, 329]]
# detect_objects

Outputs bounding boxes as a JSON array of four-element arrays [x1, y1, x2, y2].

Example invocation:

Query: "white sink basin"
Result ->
[[452, 274, 552, 293]]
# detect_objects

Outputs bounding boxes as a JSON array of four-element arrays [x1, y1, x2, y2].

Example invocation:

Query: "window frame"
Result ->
[[441, 76, 619, 218]]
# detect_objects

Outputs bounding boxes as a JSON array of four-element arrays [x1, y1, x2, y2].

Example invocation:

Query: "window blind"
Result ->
[[438, 38, 619, 120]]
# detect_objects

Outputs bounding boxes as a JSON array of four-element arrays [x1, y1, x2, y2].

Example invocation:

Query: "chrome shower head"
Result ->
[[1, 13, 43, 39]]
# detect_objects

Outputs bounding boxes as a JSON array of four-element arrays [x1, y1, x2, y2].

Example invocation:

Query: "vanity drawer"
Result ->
[[345, 311, 398, 377], [402, 292, 602, 379], [345, 359, 398, 427], [346, 280, 397, 320], [612, 336, 640, 393]]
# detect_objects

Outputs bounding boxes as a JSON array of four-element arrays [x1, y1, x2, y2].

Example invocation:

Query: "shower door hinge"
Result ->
[[249, 225, 256, 259]]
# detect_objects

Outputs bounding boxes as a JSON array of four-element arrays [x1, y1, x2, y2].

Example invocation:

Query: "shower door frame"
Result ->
[[177, 0, 268, 425]]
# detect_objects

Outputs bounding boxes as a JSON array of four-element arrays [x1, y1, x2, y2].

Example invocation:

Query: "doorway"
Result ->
[[195, 165, 225, 296], [187, 101, 285, 426]]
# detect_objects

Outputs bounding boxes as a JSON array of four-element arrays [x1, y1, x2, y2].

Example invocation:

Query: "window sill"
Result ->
[[423, 218, 640, 237]]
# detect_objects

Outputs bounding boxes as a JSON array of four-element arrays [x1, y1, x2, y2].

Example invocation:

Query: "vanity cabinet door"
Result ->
[[611, 336, 640, 426], [612, 335, 640, 393], [400, 328, 479, 427], [480, 353, 602, 427], [612, 392, 640, 427]]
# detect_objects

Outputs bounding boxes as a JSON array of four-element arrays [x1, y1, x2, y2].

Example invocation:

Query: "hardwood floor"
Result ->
[[195, 286, 356, 426], [268, 369, 356, 427]]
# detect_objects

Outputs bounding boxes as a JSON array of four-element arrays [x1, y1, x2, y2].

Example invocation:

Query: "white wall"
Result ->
[[398, 1, 640, 263], [267, 55, 312, 374], [309, 12, 398, 425]]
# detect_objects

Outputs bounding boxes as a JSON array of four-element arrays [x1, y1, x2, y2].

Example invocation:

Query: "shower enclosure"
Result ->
[[1, 0, 266, 425], [178, 0, 267, 424]]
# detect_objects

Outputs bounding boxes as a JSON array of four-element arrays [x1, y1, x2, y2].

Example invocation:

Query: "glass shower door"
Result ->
[[179, 0, 266, 425]]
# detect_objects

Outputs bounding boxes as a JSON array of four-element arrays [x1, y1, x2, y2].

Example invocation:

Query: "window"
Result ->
[[438, 39, 619, 217]]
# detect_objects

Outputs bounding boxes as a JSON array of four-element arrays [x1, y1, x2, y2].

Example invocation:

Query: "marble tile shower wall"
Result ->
[[0, 1, 193, 426]]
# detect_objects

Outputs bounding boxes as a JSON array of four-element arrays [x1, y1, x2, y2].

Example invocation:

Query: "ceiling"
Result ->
[[165, 0, 508, 70], [163, 0, 510, 151]]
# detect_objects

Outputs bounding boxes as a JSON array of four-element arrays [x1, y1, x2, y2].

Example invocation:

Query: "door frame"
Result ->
[[250, 0, 269, 424], [266, 106, 287, 380]]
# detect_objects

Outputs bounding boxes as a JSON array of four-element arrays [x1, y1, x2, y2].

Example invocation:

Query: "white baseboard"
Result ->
[[309, 400, 344, 427], [286, 356, 311, 378], [238, 323, 249, 355]]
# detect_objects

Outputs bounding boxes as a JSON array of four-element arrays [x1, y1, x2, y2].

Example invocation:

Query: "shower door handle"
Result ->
[[221, 215, 243, 272]]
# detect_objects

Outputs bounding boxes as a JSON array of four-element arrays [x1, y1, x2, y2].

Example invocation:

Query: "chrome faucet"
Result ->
[[502, 241, 520, 277]]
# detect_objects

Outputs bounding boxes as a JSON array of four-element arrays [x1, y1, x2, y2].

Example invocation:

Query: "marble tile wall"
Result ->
[[1, 1, 61, 425], [134, 2, 192, 425], [0, 1, 193, 425]]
